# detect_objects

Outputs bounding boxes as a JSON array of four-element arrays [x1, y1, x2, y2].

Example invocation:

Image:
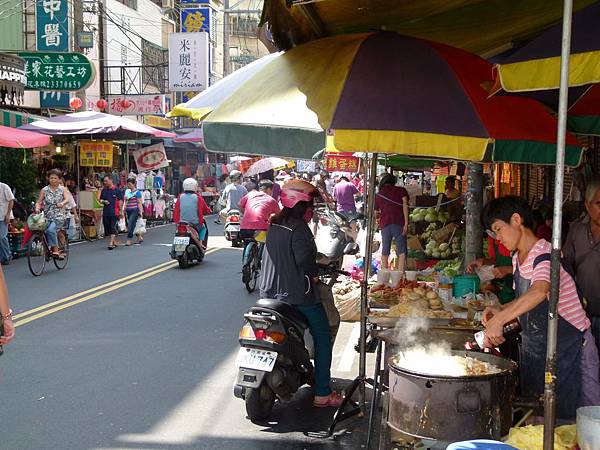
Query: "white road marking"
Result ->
[[336, 322, 360, 373]]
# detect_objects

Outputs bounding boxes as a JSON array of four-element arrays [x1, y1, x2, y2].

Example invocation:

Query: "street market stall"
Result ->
[[171, 27, 587, 449]]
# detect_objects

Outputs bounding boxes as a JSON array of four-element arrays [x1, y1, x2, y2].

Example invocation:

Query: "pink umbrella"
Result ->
[[0, 125, 50, 148], [20, 111, 175, 140], [244, 157, 291, 177]]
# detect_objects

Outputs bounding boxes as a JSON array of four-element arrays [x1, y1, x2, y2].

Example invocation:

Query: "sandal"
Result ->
[[313, 391, 344, 408], [51, 251, 62, 259], [107, 245, 115, 250]]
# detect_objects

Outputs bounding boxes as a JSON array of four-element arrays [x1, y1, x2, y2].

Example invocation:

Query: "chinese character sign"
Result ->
[[20, 52, 95, 91], [106, 95, 167, 115], [133, 143, 169, 172], [168, 32, 208, 92], [80, 141, 114, 167], [37, 0, 69, 52], [325, 155, 359, 172], [181, 8, 211, 34]]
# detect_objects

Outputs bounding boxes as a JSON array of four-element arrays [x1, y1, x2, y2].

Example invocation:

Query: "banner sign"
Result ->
[[80, 141, 114, 167], [133, 143, 169, 172], [36, 0, 69, 52], [325, 155, 359, 172], [106, 94, 167, 115], [181, 7, 211, 34], [143, 115, 172, 130], [19, 52, 95, 91], [168, 32, 209, 92]]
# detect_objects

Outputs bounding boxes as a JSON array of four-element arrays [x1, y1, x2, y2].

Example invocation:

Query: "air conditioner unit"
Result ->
[[162, 0, 174, 8]]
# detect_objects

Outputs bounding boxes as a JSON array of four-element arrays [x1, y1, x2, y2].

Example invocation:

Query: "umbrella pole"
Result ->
[[76, 141, 81, 240], [544, 0, 573, 448]]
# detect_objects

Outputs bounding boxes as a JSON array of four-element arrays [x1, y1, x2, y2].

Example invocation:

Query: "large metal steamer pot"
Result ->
[[388, 350, 517, 442]]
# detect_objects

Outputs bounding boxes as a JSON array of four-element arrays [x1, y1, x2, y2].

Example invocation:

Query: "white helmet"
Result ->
[[182, 177, 198, 192], [229, 170, 242, 181]]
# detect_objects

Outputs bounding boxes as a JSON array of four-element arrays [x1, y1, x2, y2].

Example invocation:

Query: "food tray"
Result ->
[[368, 315, 451, 328]]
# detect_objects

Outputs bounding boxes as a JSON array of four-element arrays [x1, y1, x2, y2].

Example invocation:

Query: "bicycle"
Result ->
[[241, 230, 267, 293], [27, 226, 69, 276]]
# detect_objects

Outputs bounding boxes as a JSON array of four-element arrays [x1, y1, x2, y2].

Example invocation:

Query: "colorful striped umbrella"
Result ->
[[203, 32, 583, 166], [492, 1, 600, 93]]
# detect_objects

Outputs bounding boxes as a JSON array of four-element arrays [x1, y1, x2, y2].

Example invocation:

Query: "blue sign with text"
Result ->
[[36, 0, 69, 52], [181, 7, 211, 34]]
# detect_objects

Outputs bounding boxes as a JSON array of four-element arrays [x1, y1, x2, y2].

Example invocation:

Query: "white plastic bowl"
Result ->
[[578, 406, 600, 450]]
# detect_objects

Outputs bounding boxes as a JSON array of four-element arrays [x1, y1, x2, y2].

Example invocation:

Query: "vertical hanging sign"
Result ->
[[168, 32, 209, 92], [37, 0, 70, 108]]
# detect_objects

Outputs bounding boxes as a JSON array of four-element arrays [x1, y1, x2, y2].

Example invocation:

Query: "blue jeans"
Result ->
[[381, 223, 407, 257], [126, 209, 139, 239], [0, 221, 10, 262], [591, 316, 600, 363], [45, 220, 58, 248], [295, 303, 333, 396]]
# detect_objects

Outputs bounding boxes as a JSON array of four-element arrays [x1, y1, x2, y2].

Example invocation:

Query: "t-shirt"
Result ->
[[0, 182, 14, 220], [100, 187, 123, 217], [124, 189, 142, 210], [375, 185, 408, 229], [224, 183, 248, 211], [512, 239, 589, 331], [239, 191, 281, 231], [333, 180, 358, 213]]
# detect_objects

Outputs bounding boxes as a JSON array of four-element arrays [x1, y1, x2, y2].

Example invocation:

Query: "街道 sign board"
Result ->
[[18, 52, 95, 91]]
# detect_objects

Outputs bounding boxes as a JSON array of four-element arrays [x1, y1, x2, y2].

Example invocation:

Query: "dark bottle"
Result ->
[[465, 319, 522, 350]]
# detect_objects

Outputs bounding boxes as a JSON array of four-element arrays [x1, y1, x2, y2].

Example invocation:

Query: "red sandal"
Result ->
[[313, 391, 344, 408]]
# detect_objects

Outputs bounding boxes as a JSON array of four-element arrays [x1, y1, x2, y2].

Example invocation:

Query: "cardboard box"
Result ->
[[83, 225, 97, 239], [407, 235, 423, 251]]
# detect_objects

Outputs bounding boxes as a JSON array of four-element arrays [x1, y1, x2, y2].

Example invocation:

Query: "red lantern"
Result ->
[[96, 99, 108, 111], [69, 97, 83, 110], [120, 99, 132, 109]]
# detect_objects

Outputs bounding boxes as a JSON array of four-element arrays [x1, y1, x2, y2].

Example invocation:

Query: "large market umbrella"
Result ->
[[202, 32, 583, 166], [167, 52, 282, 121], [173, 128, 203, 143], [20, 111, 175, 140], [0, 125, 50, 148], [244, 157, 290, 177]]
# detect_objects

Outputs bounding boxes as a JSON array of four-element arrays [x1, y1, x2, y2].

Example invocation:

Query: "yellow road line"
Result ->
[[14, 247, 219, 327]]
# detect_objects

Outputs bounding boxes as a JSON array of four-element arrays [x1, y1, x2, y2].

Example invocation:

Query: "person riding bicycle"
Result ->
[[173, 178, 211, 246], [260, 179, 344, 408], [35, 169, 74, 259], [239, 179, 280, 240]]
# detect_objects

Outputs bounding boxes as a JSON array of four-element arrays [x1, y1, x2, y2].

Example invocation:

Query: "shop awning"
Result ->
[[261, 0, 596, 56], [0, 108, 43, 128]]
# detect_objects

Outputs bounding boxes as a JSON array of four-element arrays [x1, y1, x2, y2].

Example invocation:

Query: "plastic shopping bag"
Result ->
[[134, 218, 147, 236], [117, 217, 127, 233]]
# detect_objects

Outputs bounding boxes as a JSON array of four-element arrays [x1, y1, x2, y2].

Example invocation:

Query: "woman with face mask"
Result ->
[[261, 179, 343, 408]]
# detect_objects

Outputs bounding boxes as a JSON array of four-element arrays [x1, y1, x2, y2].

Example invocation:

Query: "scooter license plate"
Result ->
[[235, 348, 277, 372], [173, 236, 189, 251]]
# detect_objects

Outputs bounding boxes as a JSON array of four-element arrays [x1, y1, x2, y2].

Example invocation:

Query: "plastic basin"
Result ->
[[577, 406, 600, 450]]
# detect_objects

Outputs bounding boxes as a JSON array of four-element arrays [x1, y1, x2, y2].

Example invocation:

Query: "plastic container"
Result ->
[[405, 270, 417, 281], [453, 274, 480, 298], [389, 270, 404, 287], [376, 269, 390, 286], [438, 284, 453, 302], [578, 406, 600, 450]]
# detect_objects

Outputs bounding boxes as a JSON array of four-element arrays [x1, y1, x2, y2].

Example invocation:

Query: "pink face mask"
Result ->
[[303, 207, 314, 223]]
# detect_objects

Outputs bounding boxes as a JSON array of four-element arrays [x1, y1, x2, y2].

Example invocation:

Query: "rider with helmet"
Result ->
[[220, 170, 247, 220], [239, 179, 280, 239], [173, 178, 212, 244], [260, 179, 344, 408]]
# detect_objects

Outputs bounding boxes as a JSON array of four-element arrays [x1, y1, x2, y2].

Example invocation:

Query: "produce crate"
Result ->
[[8, 232, 26, 258]]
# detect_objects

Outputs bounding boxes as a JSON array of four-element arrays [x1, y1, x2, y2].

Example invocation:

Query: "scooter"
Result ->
[[170, 220, 208, 269], [224, 209, 243, 247], [234, 256, 357, 421], [314, 206, 360, 268]]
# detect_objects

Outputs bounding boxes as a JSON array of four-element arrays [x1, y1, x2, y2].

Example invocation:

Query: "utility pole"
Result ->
[[223, 0, 230, 77], [465, 162, 484, 265], [98, 0, 106, 98], [73, 0, 86, 107]]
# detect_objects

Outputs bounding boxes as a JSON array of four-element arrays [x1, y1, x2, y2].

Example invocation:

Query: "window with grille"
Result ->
[[141, 39, 167, 92]]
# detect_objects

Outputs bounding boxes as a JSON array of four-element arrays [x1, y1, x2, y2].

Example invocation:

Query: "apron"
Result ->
[[515, 256, 583, 419], [493, 240, 515, 304]]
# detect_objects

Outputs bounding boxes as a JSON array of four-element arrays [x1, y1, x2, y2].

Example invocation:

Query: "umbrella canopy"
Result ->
[[244, 157, 290, 177], [0, 125, 50, 148], [173, 128, 203, 143], [202, 32, 583, 166], [168, 52, 282, 120], [492, 1, 600, 93], [230, 155, 251, 162], [20, 111, 175, 140]]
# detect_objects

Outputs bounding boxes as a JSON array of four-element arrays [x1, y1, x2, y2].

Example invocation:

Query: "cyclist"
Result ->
[[35, 169, 73, 259], [239, 179, 280, 240], [173, 178, 211, 246]]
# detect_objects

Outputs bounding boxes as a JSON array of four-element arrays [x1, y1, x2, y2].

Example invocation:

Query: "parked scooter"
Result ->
[[170, 220, 208, 269], [224, 209, 243, 247], [234, 247, 358, 421]]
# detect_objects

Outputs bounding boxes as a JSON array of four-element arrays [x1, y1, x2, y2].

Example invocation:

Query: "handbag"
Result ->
[[117, 217, 127, 233]]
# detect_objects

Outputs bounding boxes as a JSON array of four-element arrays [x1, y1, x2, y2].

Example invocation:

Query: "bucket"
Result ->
[[389, 270, 404, 287], [405, 270, 417, 281], [453, 274, 480, 298], [577, 406, 600, 450], [376, 269, 390, 286]]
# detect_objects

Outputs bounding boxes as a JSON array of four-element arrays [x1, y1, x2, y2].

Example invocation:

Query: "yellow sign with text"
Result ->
[[79, 141, 114, 167], [143, 115, 172, 130]]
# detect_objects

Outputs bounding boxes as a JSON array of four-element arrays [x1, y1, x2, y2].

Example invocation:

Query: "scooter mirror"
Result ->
[[343, 242, 359, 255]]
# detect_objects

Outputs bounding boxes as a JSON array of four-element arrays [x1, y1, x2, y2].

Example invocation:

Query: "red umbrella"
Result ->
[[0, 125, 50, 148]]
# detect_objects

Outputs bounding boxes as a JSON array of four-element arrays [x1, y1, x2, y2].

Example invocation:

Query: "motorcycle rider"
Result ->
[[173, 178, 212, 247], [239, 179, 280, 240], [260, 179, 344, 408], [220, 170, 247, 221]]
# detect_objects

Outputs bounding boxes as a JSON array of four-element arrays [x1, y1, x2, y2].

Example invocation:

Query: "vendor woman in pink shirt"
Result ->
[[481, 196, 600, 420]]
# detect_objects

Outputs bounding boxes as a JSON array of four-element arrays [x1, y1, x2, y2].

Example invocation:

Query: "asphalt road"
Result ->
[[0, 219, 373, 450]]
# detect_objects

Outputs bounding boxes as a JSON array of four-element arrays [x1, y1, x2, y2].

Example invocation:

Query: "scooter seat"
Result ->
[[256, 299, 309, 330]]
